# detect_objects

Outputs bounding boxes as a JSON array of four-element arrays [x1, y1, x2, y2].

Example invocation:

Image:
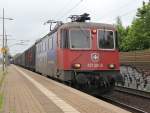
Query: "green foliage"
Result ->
[[116, 17, 125, 50], [0, 69, 6, 112], [0, 93, 4, 112], [116, 1, 150, 51]]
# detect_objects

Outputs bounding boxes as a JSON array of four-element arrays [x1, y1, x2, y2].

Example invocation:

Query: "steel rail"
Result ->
[[115, 86, 150, 99], [100, 95, 148, 113]]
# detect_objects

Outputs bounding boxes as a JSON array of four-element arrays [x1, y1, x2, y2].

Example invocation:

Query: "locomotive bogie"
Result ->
[[56, 70, 122, 94]]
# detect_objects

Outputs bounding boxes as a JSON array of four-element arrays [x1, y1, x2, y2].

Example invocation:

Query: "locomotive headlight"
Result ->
[[108, 64, 115, 69], [73, 63, 81, 69], [92, 29, 97, 34]]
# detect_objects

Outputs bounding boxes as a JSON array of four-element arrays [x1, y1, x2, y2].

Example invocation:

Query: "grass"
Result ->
[[0, 93, 4, 112], [10, 108, 16, 113], [0, 68, 7, 112], [0, 70, 7, 87]]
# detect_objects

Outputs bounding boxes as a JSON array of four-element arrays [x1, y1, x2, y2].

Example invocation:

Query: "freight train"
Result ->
[[14, 14, 123, 94]]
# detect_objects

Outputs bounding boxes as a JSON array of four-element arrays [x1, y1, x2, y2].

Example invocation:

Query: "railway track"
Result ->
[[115, 86, 150, 99], [98, 86, 150, 113], [100, 95, 147, 113]]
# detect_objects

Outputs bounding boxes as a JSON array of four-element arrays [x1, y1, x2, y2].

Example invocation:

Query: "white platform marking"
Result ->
[[14, 66, 80, 113]]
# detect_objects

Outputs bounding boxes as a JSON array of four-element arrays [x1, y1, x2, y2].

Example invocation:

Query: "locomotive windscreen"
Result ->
[[98, 30, 115, 49], [69, 29, 91, 49]]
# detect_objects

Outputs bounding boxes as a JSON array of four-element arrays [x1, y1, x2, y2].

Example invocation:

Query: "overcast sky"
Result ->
[[0, 0, 149, 55]]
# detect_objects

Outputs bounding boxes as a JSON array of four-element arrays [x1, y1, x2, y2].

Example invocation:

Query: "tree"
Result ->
[[125, 1, 150, 51], [115, 17, 128, 51], [117, 1, 150, 51]]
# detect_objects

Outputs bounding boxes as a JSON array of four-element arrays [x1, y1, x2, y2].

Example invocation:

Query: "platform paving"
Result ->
[[1, 66, 63, 113], [0, 65, 131, 113]]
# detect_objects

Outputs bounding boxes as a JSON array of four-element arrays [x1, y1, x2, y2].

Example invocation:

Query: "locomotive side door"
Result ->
[[57, 29, 64, 72]]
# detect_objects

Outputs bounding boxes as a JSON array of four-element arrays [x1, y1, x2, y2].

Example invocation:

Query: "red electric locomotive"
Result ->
[[54, 14, 123, 93], [15, 13, 123, 94]]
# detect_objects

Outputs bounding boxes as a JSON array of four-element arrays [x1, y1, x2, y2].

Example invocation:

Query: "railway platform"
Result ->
[[0, 65, 130, 113]]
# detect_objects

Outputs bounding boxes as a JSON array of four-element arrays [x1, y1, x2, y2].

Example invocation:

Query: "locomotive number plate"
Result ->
[[87, 63, 103, 68]]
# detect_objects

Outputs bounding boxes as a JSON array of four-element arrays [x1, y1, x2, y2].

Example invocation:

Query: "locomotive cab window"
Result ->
[[60, 29, 69, 48], [69, 29, 91, 49], [98, 30, 115, 49]]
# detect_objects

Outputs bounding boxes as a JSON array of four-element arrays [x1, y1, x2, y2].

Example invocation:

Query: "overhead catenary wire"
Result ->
[[56, 0, 84, 21], [53, 0, 74, 19], [98, 0, 139, 21], [117, 9, 137, 19], [113, 4, 147, 23], [98, 0, 149, 24], [103, 8, 138, 22], [44, 0, 83, 31]]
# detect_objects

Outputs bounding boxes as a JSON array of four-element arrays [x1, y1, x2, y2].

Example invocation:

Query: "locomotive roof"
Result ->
[[59, 22, 116, 30], [36, 22, 116, 43]]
